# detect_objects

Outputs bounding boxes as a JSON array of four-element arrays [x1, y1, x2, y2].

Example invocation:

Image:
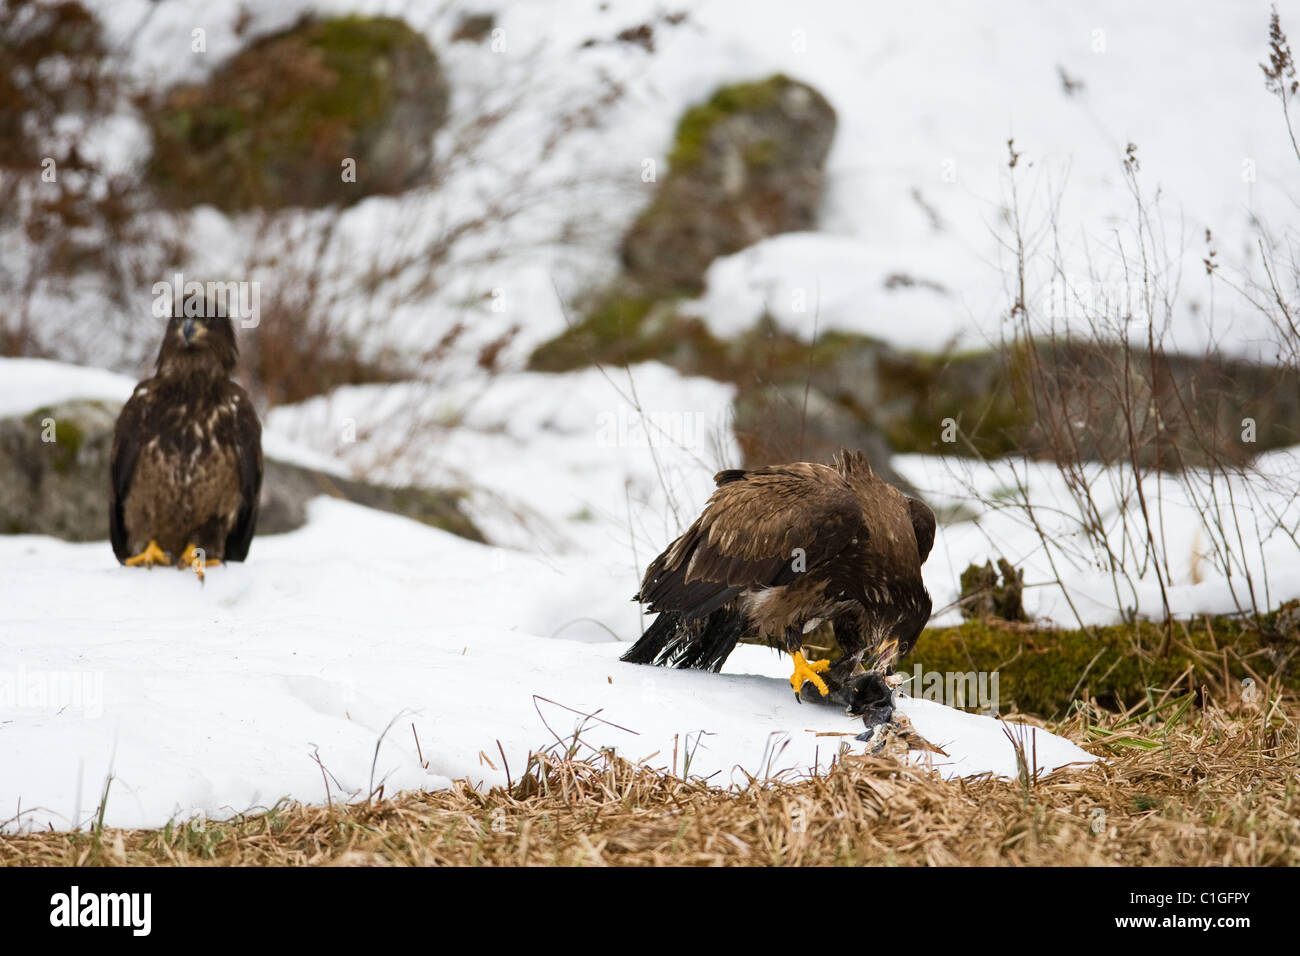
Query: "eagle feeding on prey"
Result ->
[[109, 312, 263, 581], [622, 450, 936, 736]]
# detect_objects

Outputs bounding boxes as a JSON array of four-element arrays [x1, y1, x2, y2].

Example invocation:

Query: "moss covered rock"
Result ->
[[0, 399, 483, 543], [529, 293, 702, 372], [527, 293, 1025, 474], [903, 617, 1300, 717], [620, 74, 836, 294], [145, 15, 448, 211], [532, 69, 1300, 473], [536, 313, 1300, 472], [0, 401, 117, 540]]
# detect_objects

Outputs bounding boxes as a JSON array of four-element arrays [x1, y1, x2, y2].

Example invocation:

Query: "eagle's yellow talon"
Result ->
[[179, 545, 219, 582], [789, 651, 831, 697], [124, 540, 170, 568]]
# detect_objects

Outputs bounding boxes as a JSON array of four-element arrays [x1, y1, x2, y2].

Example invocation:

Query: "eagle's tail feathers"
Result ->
[[620, 606, 746, 673], [619, 611, 678, 666]]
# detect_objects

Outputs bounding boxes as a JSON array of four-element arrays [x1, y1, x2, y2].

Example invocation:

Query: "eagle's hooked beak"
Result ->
[[182, 317, 198, 344]]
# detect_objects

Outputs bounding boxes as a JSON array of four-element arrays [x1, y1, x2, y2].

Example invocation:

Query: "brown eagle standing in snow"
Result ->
[[109, 312, 262, 580], [622, 450, 935, 731]]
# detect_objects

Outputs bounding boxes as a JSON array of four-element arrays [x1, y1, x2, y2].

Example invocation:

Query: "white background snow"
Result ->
[[35, 0, 1300, 366]]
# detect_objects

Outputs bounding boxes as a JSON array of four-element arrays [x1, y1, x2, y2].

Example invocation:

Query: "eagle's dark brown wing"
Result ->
[[637, 462, 867, 619], [907, 497, 936, 565], [221, 386, 263, 562], [108, 385, 148, 563]]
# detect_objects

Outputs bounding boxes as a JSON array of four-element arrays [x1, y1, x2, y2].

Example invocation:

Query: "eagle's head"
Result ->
[[156, 312, 239, 379]]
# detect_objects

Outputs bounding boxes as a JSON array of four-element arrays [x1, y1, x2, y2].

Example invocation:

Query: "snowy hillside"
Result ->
[[58, 0, 1297, 362]]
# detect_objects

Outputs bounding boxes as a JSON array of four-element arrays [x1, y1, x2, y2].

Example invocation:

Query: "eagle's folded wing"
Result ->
[[108, 390, 147, 563], [222, 389, 263, 563], [637, 463, 867, 619]]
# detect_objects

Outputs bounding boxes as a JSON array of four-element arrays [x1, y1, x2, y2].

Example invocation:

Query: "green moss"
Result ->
[[580, 295, 657, 342], [742, 138, 779, 168], [668, 74, 793, 170], [527, 295, 654, 371], [313, 14, 424, 57], [146, 15, 440, 210], [959, 558, 1026, 621], [528, 293, 730, 374], [903, 616, 1298, 717], [25, 408, 84, 473], [295, 16, 411, 128], [52, 419, 84, 471]]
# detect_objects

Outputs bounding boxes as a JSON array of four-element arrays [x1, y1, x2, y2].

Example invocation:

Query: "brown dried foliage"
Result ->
[[3, 698, 1295, 866]]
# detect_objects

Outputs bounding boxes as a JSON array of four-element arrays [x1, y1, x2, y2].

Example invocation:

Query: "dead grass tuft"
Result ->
[[3, 696, 1296, 866]]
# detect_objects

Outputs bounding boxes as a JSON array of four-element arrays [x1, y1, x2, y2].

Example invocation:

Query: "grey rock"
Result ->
[[620, 75, 837, 294], [0, 399, 482, 545], [0, 401, 118, 541]]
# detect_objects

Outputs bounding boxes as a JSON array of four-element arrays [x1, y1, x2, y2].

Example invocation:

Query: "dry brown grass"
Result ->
[[3, 693, 1296, 867]]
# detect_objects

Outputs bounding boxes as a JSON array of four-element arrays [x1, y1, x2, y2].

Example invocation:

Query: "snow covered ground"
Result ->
[[0, 497, 1095, 833], [9, 350, 1300, 832], [896, 450, 1300, 627], [0, 358, 1099, 832]]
